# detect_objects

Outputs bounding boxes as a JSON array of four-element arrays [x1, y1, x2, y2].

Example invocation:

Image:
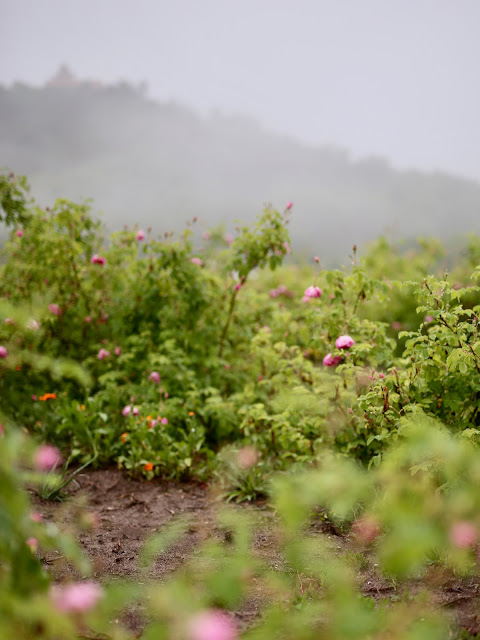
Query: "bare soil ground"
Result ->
[[32, 469, 480, 638]]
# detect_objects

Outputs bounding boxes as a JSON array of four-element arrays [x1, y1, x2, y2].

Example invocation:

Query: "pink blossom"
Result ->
[[191, 257, 203, 266], [85, 316, 91, 323], [189, 609, 237, 640], [450, 521, 477, 548], [352, 516, 380, 544], [90, 254, 106, 265], [30, 512, 43, 523], [136, 229, 145, 241], [114, 347, 122, 356], [97, 348, 110, 360], [424, 315, 434, 323], [234, 283, 242, 291], [26, 537, 38, 552], [224, 233, 234, 245], [202, 231, 211, 240], [48, 303, 61, 316], [269, 288, 280, 298], [0, 346, 7, 358], [378, 372, 385, 379], [323, 353, 343, 367], [148, 371, 161, 384], [391, 321, 402, 330], [122, 405, 132, 416], [32, 395, 37, 401], [161, 417, 168, 425], [302, 285, 322, 301], [50, 582, 103, 614], [34, 444, 62, 471], [16, 229, 24, 237], [335, 335, 355, 349], [132, 407, 139, 416], [285, 201, 293, 210], [314, 256, 320, 263]]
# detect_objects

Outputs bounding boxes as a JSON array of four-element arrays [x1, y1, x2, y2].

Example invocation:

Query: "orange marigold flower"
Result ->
[[188, 411, 195, 416], [121, 432, 128, 443], [143, 462, 154, 472], [39, 393, 57, 401]]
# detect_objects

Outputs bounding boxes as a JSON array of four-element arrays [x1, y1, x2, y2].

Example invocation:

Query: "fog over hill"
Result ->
[[2, 79, 480, 261]]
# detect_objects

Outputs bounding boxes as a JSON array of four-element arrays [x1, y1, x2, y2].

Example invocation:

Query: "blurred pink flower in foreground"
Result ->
[[0, 346, 7, 358], [48, 303, 61, 316], [34, 444, 62, 471], [26, 537, 38, 552], [122, 405, 132, 416], [97, 348, 110, 360], [91, 254, 106, 265], [450, 521, 477, 548], [50, 582, 103, 614], [136, 229, 145, 241], [302, 285, 322, 302], [16, 229, 24, 237], [191, 257, 203, 266], [323, 353, 343, 367], [148, 371, 161, 384], [285, 201, 293, 210], [161, 417, 168, 425], [335, 335, 355, 349], [189, 609, 237, 640]]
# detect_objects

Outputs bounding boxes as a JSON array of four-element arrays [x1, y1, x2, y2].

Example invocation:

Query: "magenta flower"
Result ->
[[335, 335, 355, 349], [323, 353, 343, 367], [191, 257, 203, 266], [450, 521, 477, 548], [16, 229, 24, 237], [122, 405, 132, 416], [91, 254, 106, 265], [302, 285, 322, 302], [136, 229, 146, 241], [48, 303, 61, 316], [234, 283, 242, 291], [189, 610, 237, 640], [148, 371, 161, 384], [114, 347, 122, 356], [97, 348, 110, 360], [34, 444, 62, 471], [285, 201, 293, 210], [132, 407, 139, 416], [0, 346, 7, 358], [50, 582, 103, 614], [314, 256, 320, 263], [85, 316, 91, 323], [161, 417, 168, 425]]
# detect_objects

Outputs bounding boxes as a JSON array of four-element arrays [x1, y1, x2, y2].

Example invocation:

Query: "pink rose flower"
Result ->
[[302, 285, 322, 301], [34, 444, 62, 471], [50, 582, 103, 614], [16, 229, 24, 237], [48, 303, 61, 316], [97, 348, 110, 360], [335, 335, 355, 349], [148, 371, 161, 384], [189, 610, 237, 640], [0, 346, 7, 358], [450, 521, 477, 548], [191, 257, 203, 266], [323, 353, 343, 367], [136, 229, 145, 241], [91, 254, 106, 265], [122, 405, 132, 416]]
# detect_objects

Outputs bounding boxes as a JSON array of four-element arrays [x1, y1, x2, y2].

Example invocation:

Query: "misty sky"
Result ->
[[2, 0, 479, 181]]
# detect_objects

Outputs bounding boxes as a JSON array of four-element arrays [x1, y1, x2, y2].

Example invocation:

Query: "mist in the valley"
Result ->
[[2, 1, 480, 263]]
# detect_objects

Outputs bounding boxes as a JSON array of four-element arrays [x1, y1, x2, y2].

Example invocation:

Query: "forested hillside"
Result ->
[[2, 80, 480, 259]]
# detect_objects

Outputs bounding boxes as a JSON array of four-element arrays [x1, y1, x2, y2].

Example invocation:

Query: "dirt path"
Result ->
[[32, 469, 480, 637]]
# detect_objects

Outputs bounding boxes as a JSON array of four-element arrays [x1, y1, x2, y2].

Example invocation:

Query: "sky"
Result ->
[[1, 0, 479, 181]]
